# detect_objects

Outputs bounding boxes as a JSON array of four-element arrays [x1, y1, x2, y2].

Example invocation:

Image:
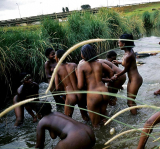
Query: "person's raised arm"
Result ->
[[35, 121, 45, 149], [137, 112, 160, 149], [77, 64, 85, 90], [112, 60, 122, 65]]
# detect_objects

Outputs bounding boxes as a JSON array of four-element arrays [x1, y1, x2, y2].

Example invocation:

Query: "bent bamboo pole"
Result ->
[[104, 128, 143, 146], [0, 97, 36, 118], [45, 39, 106, 94], [104, 105, 160, 125]]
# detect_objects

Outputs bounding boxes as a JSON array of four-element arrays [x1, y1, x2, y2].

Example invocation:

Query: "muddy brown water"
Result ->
[[0, 36, 160, 149]]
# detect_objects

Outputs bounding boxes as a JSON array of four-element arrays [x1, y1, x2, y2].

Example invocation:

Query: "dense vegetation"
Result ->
[[0, 2, 160, 106]]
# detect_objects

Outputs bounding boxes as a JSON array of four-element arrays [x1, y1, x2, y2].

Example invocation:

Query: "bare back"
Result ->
[[55, 63, 78, 92], [78, 60, 107, 92]]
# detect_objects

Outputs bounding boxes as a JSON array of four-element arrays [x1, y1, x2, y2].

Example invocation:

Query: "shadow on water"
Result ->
[[1, 34, 160, 149]]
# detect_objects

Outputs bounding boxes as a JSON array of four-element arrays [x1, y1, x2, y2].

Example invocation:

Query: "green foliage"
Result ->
[[142, 11, 152, 29], [126, 15, 144, 38], [150, 10, 160, 28], [41, 17, 67, 49], [0, 27, 50, 81]]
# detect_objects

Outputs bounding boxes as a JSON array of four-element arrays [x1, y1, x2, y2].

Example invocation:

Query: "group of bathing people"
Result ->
[[13, 33, 160, 148]]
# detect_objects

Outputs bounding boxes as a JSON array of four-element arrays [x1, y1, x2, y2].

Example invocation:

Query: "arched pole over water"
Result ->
[[45, 38, 107, 94], [0, 97, 36, 118], [104, 105, 160, 125]]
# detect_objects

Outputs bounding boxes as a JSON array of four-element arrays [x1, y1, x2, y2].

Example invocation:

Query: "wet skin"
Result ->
[[137, 112, 160, 149], [45, 50, 65, 106], [55, 54, 89, 120], [154, 89, 160, 95], [99, 59, 126, 105], [13, 79, 39, 126], [112, 40, 143, 115], [77, 58, 114, 127], [35, 112, 96, 149]]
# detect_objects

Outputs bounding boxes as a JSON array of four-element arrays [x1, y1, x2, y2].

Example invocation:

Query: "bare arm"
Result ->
[[55, 72, 60, 91], [112, 60, 122, 65], [35, 121, 45, 149], [45, 62, 51, 82], [137, 112, 160, 149], [77, 64, 85, 90]]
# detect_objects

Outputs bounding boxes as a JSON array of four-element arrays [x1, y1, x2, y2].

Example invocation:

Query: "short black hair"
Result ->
[[119, 34, 135, 49], [81, 44, 97, 61], [36, 101, 52, 117], [45, 48, 54, 57], [56, 49, 67, 63], [106, 51, 117, 58]]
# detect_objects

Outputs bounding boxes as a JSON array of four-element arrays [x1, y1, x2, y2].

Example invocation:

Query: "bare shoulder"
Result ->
[[17, 85, 23, 94], [67, 62, 77, 67], [45, 60, 50, 68]]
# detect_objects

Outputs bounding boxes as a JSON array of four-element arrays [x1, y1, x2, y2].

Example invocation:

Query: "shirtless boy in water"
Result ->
[[13, 74, 40, 126], [45, 48, 65, 108], [35, 102, 96, 149], [77, 44, 113, 127], [55, 49, 89, 120]]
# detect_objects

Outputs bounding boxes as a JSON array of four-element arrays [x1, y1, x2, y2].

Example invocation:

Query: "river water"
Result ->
[[0, 36, 160, 149]]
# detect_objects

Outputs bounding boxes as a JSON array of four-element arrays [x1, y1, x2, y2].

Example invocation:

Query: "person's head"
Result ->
[[106, 51, 117, 62], [45, 48, 55, 61], [20, 73, 32, 84], [119, 34, 135, 50], [55, 49, 67, 63], [35, 102, 52, 118], [81, 44, 97, 61]]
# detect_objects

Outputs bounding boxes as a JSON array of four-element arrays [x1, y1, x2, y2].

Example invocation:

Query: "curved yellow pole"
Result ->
[[45, 38, 106, 94], [0, 97, 36, 117], [104, 128, 143, 146], [104, 105, 160, 125]]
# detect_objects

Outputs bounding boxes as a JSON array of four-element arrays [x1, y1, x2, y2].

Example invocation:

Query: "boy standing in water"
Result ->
[[54, 49, 89, 120], [35, 102, 96, 149], [13, 73, 40, 126], [45, 48, 65, 109]]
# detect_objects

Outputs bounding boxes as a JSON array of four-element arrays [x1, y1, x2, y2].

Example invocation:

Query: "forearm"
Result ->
[[137, 123, 153, 149], [137, 112, 160, 149], [117, 70, 125, 78]]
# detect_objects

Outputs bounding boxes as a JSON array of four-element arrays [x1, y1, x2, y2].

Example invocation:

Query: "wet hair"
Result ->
[[45, 48, 54, 57], [81, 44, 97, 61], [56, 49, 67, 63], [119, 34, 135, 49], [106, 51, 117, 58], [35, 101, 52, 117]]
